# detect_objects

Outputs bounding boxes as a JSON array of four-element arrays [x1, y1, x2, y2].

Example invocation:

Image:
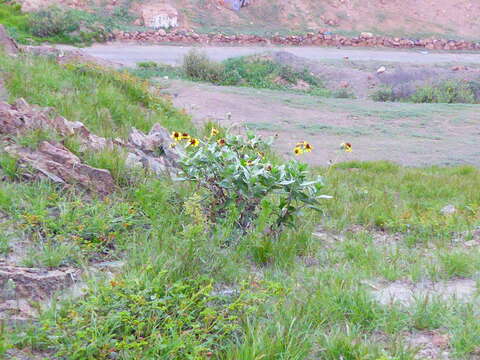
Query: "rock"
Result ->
[[126, 124, 179, 175], [128, 124, 179, 162], [360, 32, 374, 39], [5, 141, 116, 195], [133, 18, 144, 26], [291, 79, 311, 91], [441, 204, 457, 215], [0, 24, 19, 55], [136, 3, 178, 29], [0, 265, 79, 301], [451, 65, 468, 71], [376, 66, 386, 74]]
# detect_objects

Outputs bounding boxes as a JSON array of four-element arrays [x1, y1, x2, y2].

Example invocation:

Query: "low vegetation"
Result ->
[[0, 0, 136, 45], [134, 50, 339, 97], [372, 80, 480, 104], [1, 52, 480, 359]]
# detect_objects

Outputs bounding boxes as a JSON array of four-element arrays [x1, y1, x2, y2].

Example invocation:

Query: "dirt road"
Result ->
[[61, 44, 480, 67]]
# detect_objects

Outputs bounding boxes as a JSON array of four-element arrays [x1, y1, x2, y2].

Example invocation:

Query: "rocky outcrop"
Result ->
[[5, 141, 116, 195], [113, 29, 480, 51], [0, 24, 19, 55], [0, 99, 180, 193], [0, 265, 79, 325]]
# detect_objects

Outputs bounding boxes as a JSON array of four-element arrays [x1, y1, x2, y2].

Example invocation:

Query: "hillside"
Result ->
[[11, 0, 480, 40], [163, 0, 480, 39]]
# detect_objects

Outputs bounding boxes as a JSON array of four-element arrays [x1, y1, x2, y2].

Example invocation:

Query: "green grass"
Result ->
[[0, 0, 139, 45], [2, 52, 480, 360], [0, 54, 193, 138], [133, 53, 332, 96]]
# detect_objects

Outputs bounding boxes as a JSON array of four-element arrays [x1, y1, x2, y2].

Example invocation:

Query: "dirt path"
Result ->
[[59, 44, 480, 67], [162, 79, 480, 167]]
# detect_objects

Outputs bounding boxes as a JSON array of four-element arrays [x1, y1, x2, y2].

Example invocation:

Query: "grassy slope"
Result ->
[[1, 54, 480, 359]]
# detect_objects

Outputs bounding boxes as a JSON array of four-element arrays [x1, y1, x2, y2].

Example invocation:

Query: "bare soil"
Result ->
[[161, 79, 480, 167], [171, 0, 480, 40]]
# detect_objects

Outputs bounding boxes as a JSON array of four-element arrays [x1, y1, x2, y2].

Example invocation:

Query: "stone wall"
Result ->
[[112, 29, 480, 51]]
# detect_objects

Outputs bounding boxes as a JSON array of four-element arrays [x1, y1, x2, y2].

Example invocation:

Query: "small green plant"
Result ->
[[15, 128, 59, 149], [0, 152, 19, 180], [175, 129, 324, 236], [371, 86, 396, 102], [182, 49, 226, 83]]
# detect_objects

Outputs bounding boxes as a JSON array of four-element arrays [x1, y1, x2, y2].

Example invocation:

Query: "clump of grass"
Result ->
[[138, 50, 331, 95], [0, 151, 19, 180], [0, 53, 193, 138], [182, 49, 227, 84], [410, 80, 477, 104], [372, 81, 480, 104]]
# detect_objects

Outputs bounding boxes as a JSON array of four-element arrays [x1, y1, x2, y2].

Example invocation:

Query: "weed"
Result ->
[[371, 86, 396, 102], [182, 49, 226, 83], [0, 151, 19, 180]]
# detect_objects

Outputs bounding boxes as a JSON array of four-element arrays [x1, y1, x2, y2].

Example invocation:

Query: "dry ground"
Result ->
[[161, 79, 480, 167]]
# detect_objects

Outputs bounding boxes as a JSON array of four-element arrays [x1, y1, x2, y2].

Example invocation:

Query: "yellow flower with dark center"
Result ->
[[246, 160, 254, 166], [171, 131, 181, 141], [257, 151, 265, 158], [210, 128, 219, 137], [189, 138, 200, 147], [294, 147, 304, 155], [217, 138, 226, 146], [181, 133, 191, 140], [341, 142, 352, 152], [295, 141, 313, 152]]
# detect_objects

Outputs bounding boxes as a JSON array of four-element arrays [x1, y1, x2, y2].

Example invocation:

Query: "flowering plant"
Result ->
[[174, 129, 325, 236]]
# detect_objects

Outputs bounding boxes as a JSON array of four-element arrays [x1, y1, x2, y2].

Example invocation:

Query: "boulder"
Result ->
[[137, 2, 178, 29], [5, 141, 116, 195]]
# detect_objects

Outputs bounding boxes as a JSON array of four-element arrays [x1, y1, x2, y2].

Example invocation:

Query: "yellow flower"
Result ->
[[246, 160, 254, 166], [189, 138, 200, 147], [210, 128, 219, 137], [181, 132, 191, 140], [340, 142, 352, 152], [295, 141, 313, 152], [294, 147, 304, 155], [304, 142, 313, 152], [257, 151, 265, 159], [217, 138, 226, 146], [169, 142, 177, 149], [171, 131, 182, 141]]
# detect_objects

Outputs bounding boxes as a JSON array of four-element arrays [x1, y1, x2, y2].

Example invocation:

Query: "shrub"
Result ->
[[182, 50, 227, 83], [29, 6, 79, 37], [175, 130, 324, 237], [371, 86, 396, 102], [409, 81, 477, 104]]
